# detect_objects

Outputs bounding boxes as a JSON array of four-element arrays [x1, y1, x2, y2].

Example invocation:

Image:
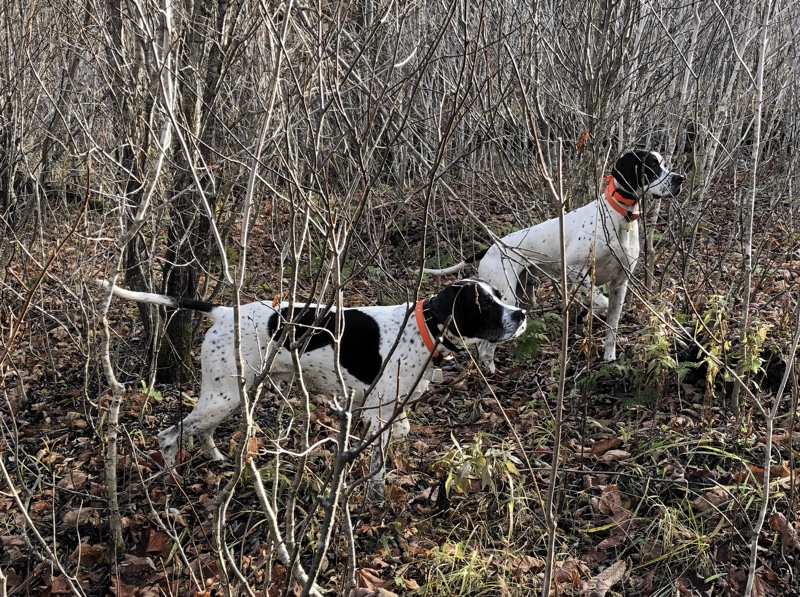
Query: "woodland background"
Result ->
[[1, 0, 799, 595]]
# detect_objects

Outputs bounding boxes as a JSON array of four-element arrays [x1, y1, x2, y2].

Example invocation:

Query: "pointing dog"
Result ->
[[424, 150, 685, 371], [99, 278, 526, 496]]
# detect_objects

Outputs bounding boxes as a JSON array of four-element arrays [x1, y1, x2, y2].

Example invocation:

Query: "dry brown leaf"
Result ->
[[692, 487, 729, 513], [596, 534, 627, 550], [593, 485, 626, 516], [752, 566, 784, 596], [581, 560, 627, 596], [245, 435, 259, 462], [69, 542, 108, 567], [49, 575, 73, 594], [577, 129, 590, 153], [109, 576, 161, 597], [509, 554, 544, 581], [583, 474, 609, 489], [57, 469, 88, 490], [555, 558, 588, 586], [268, 563, 288, 597], [61, 507, 101, 529], [401, 577, 420, 590], [0, 535, 26, 549], [678, 570, 712, 595], [348, 590, 399, 597], [356, 567, 387, 590], [29, 500, 53, 513], [582, 548, 608, 567], [769, 462, 791, 478], [599, 449, 631, 464], [140, 527, 171, 555], [589, 438, 623, 456], [769, 512, 800, 550]]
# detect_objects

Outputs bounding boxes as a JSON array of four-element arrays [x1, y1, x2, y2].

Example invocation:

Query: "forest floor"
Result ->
[[3, 169, 800, 596]]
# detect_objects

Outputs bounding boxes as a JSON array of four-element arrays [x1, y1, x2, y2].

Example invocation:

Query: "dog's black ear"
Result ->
[[429, 280, 477, 324], [611, 152, 642, 193], [613, 150, 661, 193], [428, 284, 457, 323]]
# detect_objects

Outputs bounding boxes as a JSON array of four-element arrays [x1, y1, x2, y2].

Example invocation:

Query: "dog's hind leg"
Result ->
[[197, 426, 226, 461], [602, 279, 628, 362], [566, 266, 609, 313], [158, 386, 239, 466]]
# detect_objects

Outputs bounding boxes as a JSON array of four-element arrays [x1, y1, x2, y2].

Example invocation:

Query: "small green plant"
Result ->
[[635, 307, 679, 402], [697, 295, 730, 406], [513, 311, 560, 362], [578, 360, 637, 399], [140, 379, 163, 403], [734, 318, 769, 385], [422, 538, 498, 596], [440, 434, 521, 497], [423, 245, 462, 271]]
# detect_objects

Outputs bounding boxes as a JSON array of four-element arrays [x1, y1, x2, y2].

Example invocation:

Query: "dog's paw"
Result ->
[[366, 481, 386, 502], [206, 448, 227, 461], [481, 360, 497, 375]]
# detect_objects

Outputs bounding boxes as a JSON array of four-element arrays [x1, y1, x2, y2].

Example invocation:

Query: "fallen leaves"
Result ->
[[581, 560, 627, 597], [6, 189, 800, 597], [692, 487, 731, 513], [769, 512, 800, 550]]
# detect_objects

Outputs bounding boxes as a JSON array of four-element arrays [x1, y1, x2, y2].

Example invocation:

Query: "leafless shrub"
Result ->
[[1, 0, 800, 595]]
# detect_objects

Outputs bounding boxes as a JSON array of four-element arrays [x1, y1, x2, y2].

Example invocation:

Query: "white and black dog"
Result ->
[[99, 278, 526, 496], [424, 150, 685, 371]]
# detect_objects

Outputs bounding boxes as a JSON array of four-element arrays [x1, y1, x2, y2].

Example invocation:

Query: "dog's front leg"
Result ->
[[478, 340, 498, 374], [602, 280, 628, 361], [158, 385, 239, 466]]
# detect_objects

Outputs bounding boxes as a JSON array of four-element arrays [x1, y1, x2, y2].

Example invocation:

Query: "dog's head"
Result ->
[[428, 278, 526, 348], [612, 150, 686, 198]]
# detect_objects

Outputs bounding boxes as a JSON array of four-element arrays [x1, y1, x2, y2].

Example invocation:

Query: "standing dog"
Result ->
[[424, 150, 685, 371], [99, 278, 526, 496]]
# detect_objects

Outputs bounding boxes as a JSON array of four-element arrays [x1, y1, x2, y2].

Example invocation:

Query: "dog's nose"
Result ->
[[513, 311, 527, 337]]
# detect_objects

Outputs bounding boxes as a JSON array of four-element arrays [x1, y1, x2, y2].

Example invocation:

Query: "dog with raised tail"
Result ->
[[424, 150, 685, 372], [99, 278, 526, 497]]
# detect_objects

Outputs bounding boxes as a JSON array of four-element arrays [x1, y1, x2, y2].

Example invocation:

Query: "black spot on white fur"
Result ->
[[267, 307, 382, 385]]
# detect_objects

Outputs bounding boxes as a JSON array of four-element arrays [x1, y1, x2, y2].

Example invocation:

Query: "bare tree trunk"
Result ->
[[105, 0, 162, 375], [158, 0, 243, 383], [538, 143, 569, 597], [730, 0, 772, 418]]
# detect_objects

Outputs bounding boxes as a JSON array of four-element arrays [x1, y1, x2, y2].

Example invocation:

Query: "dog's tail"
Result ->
[[422, 262, 469, 276], [422, 248, 488, 276], [97, 279, 219, 315]]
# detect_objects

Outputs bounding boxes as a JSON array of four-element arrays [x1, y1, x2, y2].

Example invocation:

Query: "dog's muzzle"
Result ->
[[668, 173, 686, 196], [654, 173, 686, 198], [507, 309, 527, 339]]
